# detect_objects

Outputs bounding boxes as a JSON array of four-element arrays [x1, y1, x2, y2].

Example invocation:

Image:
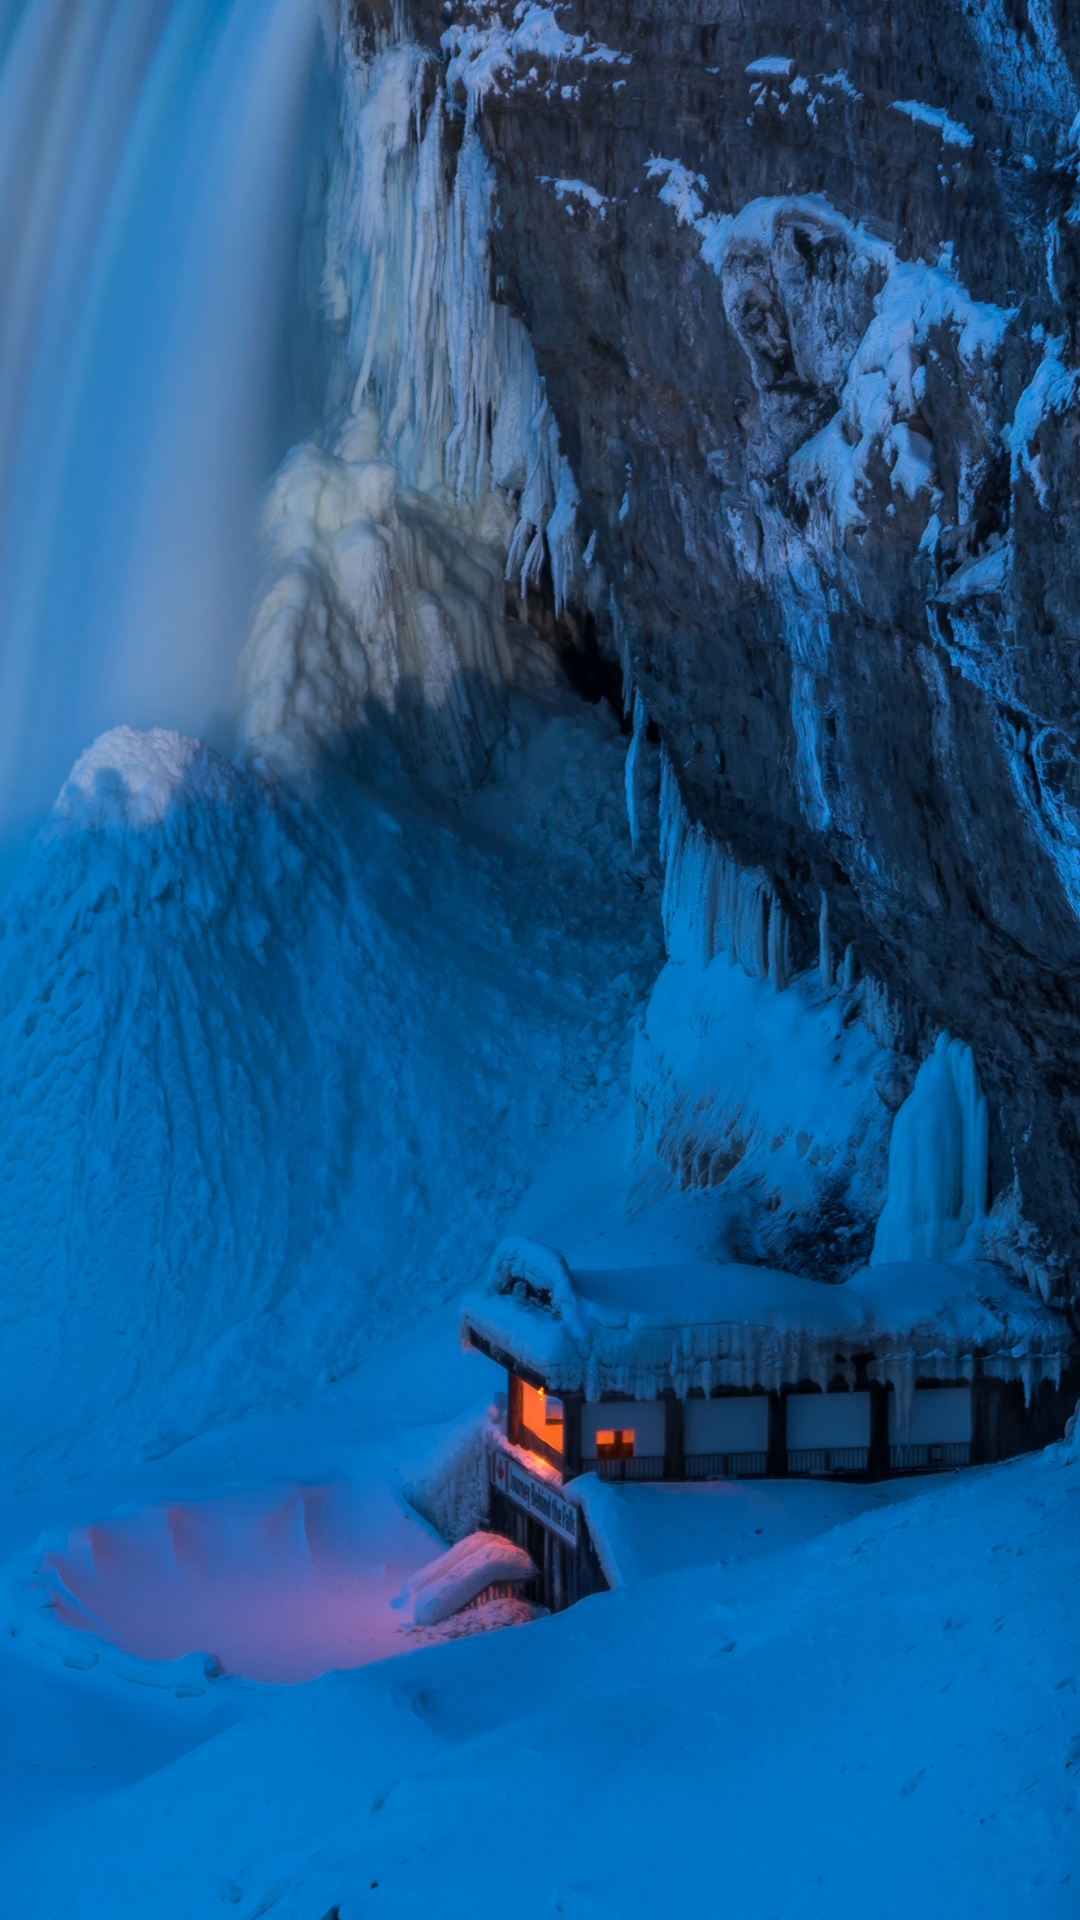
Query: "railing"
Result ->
[[684, 1451, 769, 1480], [890, 1441, 970, 1473], [592, 1454, 666, 1482], [518, 1423, 564, 1474], [787, 1447, 869, 1476], [460, 1578, 541, 1613]]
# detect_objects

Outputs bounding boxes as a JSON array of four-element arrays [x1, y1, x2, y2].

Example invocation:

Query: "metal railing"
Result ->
[[592, 1454, 666, 1482], [787, 1447, 869, 1476], [890, 1441, 970, 1472], [684, 1451, 769, 1480], [518, 1423, 564, 1474]]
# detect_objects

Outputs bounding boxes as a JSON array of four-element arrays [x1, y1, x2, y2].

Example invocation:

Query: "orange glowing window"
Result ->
[[596, 1429, 635, 1460], [520, 1380, 563, 1455]]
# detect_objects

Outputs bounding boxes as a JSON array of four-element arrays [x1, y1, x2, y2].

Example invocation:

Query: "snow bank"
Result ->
[[397, 1530, 537, 1627], [13, 1480, 446, 1686], [14, 1415, 1080, 1917], [54, 728, 238, 831], [572, 1474, 926, 1590]]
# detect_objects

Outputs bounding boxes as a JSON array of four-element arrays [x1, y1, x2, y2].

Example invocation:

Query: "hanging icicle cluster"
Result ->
[[240, 32, 587, 783], [658, 751, 791, 986], [325, 38, 580, 596]]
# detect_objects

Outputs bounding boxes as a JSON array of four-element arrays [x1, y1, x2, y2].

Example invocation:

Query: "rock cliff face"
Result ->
[[376, 0, 1080, 1294]]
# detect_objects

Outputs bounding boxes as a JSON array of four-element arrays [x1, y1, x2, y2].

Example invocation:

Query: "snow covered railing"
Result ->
[[394, 1531, 538, 1628]]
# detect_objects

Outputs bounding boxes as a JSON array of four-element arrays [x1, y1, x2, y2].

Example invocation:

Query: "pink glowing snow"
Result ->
[[42, 1481, 443, 1685]]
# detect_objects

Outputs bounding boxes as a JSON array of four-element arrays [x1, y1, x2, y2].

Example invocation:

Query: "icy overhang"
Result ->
[[461, 1235, 1073, 1407]]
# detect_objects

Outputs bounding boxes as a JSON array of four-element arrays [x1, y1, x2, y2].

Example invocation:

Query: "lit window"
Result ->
[[519, 1379, 563, 1455], [596, 1429, 635, 1460]]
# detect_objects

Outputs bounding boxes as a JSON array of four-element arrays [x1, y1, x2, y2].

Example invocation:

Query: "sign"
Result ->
[[491, 1447, 579, 1547]]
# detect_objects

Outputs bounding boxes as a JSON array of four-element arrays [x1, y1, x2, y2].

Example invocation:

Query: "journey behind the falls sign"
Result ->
[[491, 1447, 579, 1546]]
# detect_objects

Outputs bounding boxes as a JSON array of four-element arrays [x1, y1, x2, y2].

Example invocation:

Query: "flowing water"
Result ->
[[0, 0, 328, 839]]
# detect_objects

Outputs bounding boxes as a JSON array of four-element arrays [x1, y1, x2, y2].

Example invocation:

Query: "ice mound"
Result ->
[[34, 1483, 444, 1685], [0, 688, 654, 1482], [0, 724, 352, 1470], [53, 727, 238, 832]]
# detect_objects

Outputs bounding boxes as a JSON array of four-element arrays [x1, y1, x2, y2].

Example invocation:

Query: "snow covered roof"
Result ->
[[461, 1235, 1073, 1405]]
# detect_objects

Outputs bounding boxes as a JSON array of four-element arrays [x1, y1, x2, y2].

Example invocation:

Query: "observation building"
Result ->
[[462, 1235, 1078, 1608]]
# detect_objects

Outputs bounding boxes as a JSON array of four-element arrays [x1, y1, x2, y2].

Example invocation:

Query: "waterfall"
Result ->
[[0, 0, 328, 842]]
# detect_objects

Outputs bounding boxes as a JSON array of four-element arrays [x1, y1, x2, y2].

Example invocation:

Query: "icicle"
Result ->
[[735, 875, 769, 979], [841, 943, 856, 992], [768, 901, 791, 991], [611, 591, 633, 713], [658, 748, 686, 872], [819, 894, 833, 987], [546, 457, 580, 615], [625, 690, 647, 853], [861, 976, 899, 1050]]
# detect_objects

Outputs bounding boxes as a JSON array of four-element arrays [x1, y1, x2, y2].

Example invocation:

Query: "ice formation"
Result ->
[[889, 100, 975, 148], [871, 1032, 989, 1265], [240, 36, 585, 789]]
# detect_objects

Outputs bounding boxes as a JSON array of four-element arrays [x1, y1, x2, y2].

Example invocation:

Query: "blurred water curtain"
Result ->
[[0, 0, 330, 831]]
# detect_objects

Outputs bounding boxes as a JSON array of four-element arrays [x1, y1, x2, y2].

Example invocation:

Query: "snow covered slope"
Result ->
[[3, 1323, 1078, 1917], [0, 696, 659, 1485]]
